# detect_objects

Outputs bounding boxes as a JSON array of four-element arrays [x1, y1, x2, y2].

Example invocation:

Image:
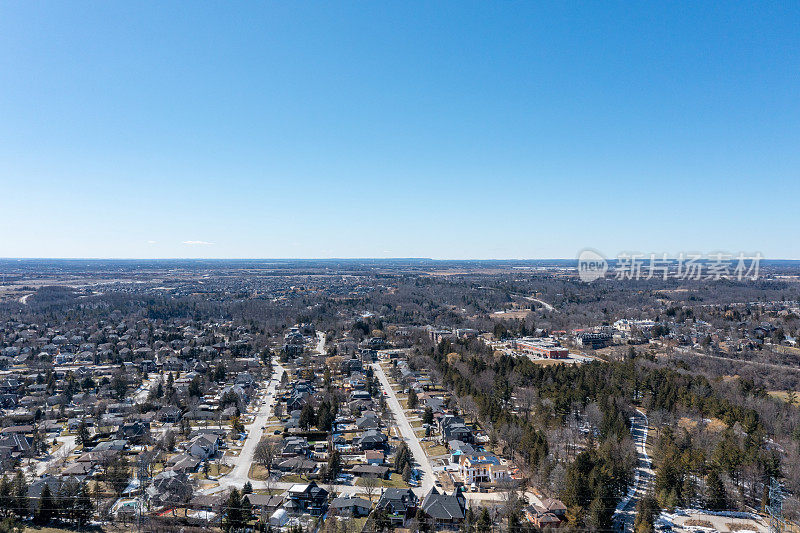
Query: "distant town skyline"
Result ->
[[1, 3, 798, 259]]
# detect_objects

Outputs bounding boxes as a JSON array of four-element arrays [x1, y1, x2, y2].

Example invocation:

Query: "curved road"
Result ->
[[614, 409, 652, 532], [511, 293, 556, 312]]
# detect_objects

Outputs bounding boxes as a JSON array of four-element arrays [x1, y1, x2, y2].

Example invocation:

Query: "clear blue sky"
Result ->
[[1, 2, 798, 259]]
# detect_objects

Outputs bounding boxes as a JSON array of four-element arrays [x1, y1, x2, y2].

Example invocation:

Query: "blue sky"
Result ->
[[1, 2, 798, 259]]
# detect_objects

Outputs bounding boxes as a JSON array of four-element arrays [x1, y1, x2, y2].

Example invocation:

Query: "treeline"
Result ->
[[0, 471, 93, 529]]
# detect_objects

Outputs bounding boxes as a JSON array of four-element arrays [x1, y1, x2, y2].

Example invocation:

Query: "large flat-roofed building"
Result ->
[[512, 338, 569, 358], [575, 331, 612, 349]]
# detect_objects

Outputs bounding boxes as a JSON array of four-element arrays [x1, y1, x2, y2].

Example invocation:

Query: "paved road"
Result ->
[[134, 375, 161, 404], [215, 363, 285, 490], [35, 435, 78, 477], [372, 362, 435, 495], [511, 293, 556, 312], [675, 346, 800, 373], [315, 331, 326, 355], [614, 409, 652, 532]]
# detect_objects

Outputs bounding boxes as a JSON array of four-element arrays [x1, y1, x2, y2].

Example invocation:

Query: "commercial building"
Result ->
[[512, 338, 568, 358]]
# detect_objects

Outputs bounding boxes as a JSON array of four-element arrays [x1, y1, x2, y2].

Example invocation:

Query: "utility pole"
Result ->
[[768, 478, 784, 533]]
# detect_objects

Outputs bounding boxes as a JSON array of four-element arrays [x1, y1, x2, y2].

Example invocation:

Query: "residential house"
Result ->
[[146, 470, 193, 509], [188, 433, 220, 460], [356, 413, 380, 430], [329, 495, 372, 517], [364, 450, 385, 465], [375, 488, 419, 524], [350, 464, 390, 479], [440, 415, 473, 444], [282, 436, 310, 457], [419, 487, 466, 528], [284, 482, 328, 516], [245, 493, 285, 521], [355, 429, 387, 450], [276, 456, 317, 474], [524, 498, 566, 529], [457, 453, 510, 485]]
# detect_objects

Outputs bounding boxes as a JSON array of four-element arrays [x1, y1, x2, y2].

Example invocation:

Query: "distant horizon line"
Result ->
[[2, 257, 800, 263]]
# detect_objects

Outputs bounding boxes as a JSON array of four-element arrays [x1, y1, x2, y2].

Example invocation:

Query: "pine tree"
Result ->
[[476, 507, 492, 533], [0, 477, 12, 518], [422, 407, 434, 426], [35, 484, 54, 525], [326, 449, 342, 480], [407, 388, 418, 409], [74, 483, 94, 527], [299, 403, 316, 430], [11, 471, 27, 520], [77, 420, 90, 445], [402, 463, 411, 482], [223, 489, 243, 532], [634, 494, 659, 533], [705, 469, 727, 510]]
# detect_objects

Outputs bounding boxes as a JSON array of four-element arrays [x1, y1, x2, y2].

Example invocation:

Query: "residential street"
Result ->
[[215, 362, 285, 490], [371, 362, 436, 495], [34, 434, 78, 477]]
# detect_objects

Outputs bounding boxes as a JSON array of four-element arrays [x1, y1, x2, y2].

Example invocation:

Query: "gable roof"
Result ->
[[420, 487, 466, 521]]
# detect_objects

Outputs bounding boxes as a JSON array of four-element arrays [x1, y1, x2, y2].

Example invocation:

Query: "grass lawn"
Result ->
[[249, 463, 271, 480], [356, 472, 408, 489], [423, 442, 448, 456], [253, 488, 285, 495], [191, 463, 231, 479], [281, 474, 309, 483]]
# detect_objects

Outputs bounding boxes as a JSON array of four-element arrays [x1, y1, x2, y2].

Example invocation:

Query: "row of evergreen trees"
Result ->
[[0, 471, 93, 528]]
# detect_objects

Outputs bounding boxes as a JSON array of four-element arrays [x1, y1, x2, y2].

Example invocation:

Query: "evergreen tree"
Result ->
[[634, 494, 659, 533], [0, 477, 12, 517], [326, 449, 342, 480], [705, 470, 727, 510], [402, 463, 412, 482], [35, 484, 54, 525], [407, 388, 418, 409], [299, 403, 316, 430], [422, 407, 434, 426], [223, 489, 243, 532], [11, 471, 27, 520], [476, 507, 492, 533], [77, 420, 90, 445], [74, 483, 94, 527]]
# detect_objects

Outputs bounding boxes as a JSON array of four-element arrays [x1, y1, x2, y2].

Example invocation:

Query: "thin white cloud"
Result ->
[[147, 240, 157, 245], [182, 240, 215, 246]]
